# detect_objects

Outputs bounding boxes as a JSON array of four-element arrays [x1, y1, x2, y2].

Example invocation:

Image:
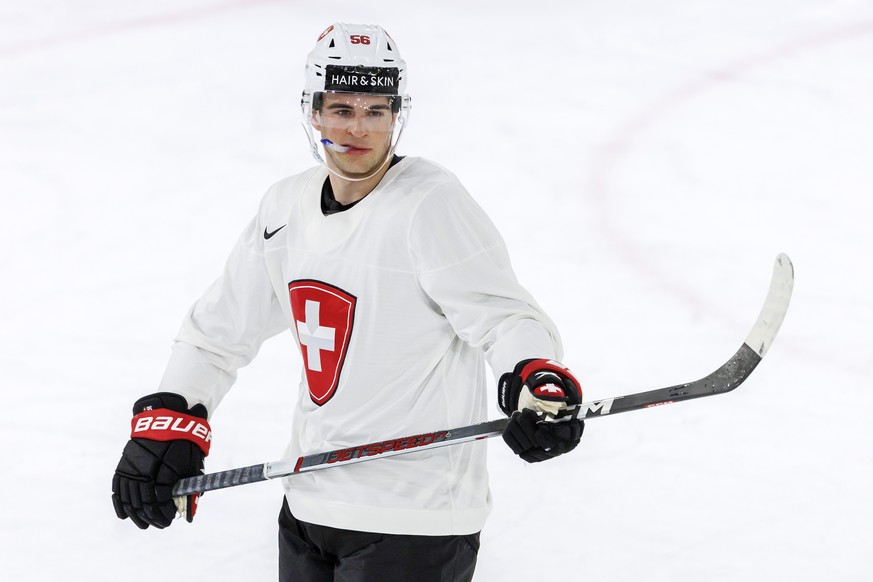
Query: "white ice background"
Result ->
[[1, 0, 871, 580]]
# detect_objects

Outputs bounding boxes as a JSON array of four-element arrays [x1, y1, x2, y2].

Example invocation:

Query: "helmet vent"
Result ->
[[329, 39, 335, 48]]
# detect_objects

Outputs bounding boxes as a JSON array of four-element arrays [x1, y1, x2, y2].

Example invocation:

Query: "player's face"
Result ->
[[312, 93, 396, 177]]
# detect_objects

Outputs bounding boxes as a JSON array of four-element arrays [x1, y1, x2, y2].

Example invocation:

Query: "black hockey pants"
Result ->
[[278, 497, 479, 582]]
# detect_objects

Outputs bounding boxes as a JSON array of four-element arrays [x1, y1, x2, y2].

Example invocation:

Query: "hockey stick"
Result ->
[[172, 253, 794, 498]]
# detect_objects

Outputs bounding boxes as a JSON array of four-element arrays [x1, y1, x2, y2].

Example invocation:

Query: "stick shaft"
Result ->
[[173, 254, 793, 498]]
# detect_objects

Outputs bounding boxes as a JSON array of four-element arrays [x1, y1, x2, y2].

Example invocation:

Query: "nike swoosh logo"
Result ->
[[263, 225, 286, 240]]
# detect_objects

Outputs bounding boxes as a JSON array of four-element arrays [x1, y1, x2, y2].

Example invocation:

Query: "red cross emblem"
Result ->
[[288, 280, 356, 406]]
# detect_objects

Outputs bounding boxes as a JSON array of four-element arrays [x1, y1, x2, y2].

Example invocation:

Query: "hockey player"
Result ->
[[111, 23, 585, 581]]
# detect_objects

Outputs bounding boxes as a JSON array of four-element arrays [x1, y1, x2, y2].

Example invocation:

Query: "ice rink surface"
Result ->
[[2, 0, 871, 579]]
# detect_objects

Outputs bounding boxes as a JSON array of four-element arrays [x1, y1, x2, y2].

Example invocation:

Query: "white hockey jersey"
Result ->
[[158, 157, 562, 535]]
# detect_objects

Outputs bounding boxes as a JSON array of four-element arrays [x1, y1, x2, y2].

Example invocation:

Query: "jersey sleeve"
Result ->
[[408, 181, 563, 379], [157, 209, 288, 416]]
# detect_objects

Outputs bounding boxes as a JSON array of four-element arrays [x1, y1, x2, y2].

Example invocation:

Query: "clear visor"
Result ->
[[313, 93, 398, 130], [301, 91, 411, 182]]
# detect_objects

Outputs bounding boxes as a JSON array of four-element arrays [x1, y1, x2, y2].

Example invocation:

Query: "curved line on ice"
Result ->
[[588, 19, 873, 324]]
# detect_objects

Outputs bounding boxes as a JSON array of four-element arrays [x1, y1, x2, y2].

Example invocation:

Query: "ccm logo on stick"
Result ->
[[581, 398, 615, 416]]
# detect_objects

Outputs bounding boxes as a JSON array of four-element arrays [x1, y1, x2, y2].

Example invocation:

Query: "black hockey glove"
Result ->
[[503, 408, 585, 463], [498, 359, 585, 463], [112, 392, 211, 529]]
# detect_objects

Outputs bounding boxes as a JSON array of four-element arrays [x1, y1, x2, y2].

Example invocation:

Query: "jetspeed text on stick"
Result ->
[[326, 431, 449, 464]]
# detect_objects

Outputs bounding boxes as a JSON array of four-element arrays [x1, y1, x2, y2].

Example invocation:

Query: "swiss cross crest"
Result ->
[[288, 280, 357, 406]]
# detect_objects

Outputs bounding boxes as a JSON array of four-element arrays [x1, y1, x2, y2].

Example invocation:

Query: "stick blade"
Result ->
[[744, 253, 794, 357]]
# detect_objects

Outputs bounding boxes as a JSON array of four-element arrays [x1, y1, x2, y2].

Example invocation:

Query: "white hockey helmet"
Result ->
[[300, 23, 412, 181]]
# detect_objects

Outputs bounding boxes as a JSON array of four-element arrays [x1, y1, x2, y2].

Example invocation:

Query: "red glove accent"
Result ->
[[518, 359, 582, 401], [498, 358, 583, 417]]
